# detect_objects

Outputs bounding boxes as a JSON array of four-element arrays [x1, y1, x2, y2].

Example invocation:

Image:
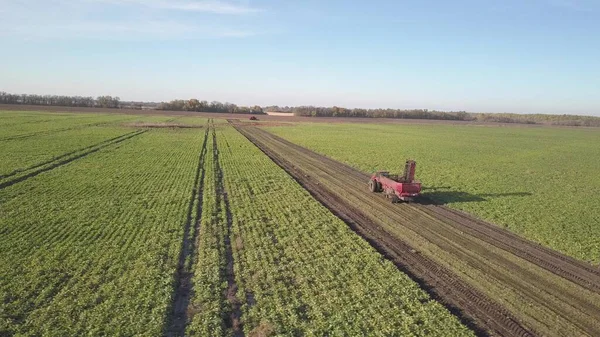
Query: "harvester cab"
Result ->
[[369, 160, 422, 202]]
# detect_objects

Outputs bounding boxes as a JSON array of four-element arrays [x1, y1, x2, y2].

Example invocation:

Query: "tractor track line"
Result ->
[[213, 123, 244, 336], [0, 130, 147, 190], [233, 123, 532, 337], [246, 126, 600, 336], [235, 123, 600, 336], [255, 124, 600, 293], [266, 132, 598, 316], [0, 117, 134, 142], [0, 130, 143, 180], [0, 117, 72, 128], [165, 122, 210, 337], [413, 204, 600, 293]]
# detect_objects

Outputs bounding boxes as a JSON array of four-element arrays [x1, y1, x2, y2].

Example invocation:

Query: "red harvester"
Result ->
[[369, 160, 422, 202]]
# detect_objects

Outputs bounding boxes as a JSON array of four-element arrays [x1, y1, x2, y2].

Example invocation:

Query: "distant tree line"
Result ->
[[472, 113, 600, 127], [0, 92, 122, 108], [263, 105, 600, 127], [0, 92, 263, 114], [2, 91, 598, 126], [263, 105, 471, 120], [158, 99, 264, 114]]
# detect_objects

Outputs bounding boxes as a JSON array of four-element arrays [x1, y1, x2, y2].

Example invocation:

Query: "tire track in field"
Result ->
[[256, 126, 600, 294], [0, 117, 71, 128], [232, 123, 521, 337], [166, 121, 210, 337], [212, 122, 244, 336], [0, 117, 135, 142], [0, 130, 143, 180], [233, 122, 600, 337], [0, 130, 147, 190], [248, 125, 600, 336]]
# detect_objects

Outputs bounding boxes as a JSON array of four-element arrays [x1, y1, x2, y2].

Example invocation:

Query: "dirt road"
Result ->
[[234, 123, 600, 337]]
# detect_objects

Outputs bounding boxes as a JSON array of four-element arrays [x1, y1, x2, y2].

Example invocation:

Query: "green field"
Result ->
[[185, 125, 471, 336], [267, 123, 600, 264], [0, 111, 472, 336]]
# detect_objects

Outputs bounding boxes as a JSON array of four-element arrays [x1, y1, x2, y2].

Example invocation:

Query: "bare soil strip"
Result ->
[[212, 123, 244, 336], [413, 204, 600, 293], [166, 124, 210, 337], [233, 123, 600, 337], [0, 130, 147, 190]]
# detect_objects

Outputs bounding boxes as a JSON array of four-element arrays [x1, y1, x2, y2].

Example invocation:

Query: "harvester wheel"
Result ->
[[368, 180, 376, 193], [376, 182, 382, 192]]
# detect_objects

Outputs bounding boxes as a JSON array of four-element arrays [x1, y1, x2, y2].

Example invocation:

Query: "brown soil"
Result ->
[[233, 123, 600, 337]]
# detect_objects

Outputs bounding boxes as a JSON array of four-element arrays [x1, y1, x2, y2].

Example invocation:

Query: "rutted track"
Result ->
[[212, 123, 244, 336], [413, 204, 600, 293], [233, 123, 600, 337], [166, 122, 210, 337]]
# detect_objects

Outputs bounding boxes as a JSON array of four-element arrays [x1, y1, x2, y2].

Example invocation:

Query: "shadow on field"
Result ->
[[421, 189, 532, 205]]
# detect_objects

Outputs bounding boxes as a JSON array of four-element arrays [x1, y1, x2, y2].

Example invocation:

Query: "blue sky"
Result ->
[[1, 0, 599, 115]]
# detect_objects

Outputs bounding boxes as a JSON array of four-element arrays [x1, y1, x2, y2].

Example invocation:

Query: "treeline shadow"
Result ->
[[420, 188, 532, 205]]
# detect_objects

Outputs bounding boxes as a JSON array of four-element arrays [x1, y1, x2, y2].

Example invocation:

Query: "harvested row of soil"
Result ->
[[234, 124, 600, 337]]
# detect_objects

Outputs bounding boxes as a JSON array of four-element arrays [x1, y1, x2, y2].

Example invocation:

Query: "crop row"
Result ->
[[0, 128, 205, 336], [183, 124, 473, 336]]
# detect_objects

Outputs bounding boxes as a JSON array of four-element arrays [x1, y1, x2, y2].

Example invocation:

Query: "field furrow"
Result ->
[[265, 123, 600, 264], [166, 123, 209, 336], [236, 123, 600, 337], [196, 123, 474, 336], [212, 123, 244, 336]]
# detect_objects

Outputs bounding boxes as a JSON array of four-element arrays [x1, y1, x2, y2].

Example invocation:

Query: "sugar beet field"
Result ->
[[1, 111, 599, 337]]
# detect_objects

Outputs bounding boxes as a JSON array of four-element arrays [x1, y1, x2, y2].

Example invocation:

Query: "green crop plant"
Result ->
[[0, 128, 204, 335]]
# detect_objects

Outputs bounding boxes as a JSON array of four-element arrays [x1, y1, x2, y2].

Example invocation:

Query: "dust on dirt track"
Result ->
[[232, 122, 600, 337]]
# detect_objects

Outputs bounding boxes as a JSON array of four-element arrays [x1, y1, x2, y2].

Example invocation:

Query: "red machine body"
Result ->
[[249, 116, 258, 120], [369, 160, 421, 202]]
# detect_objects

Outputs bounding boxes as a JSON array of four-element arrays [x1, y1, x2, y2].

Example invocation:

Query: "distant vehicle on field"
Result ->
[[369, 160, 422, 202]]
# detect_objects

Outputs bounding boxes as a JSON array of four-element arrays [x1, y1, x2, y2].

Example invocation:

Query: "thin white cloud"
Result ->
[[91, 0, 261, 14], [0, 0, 261, 40], [3, 20, 257, 40]]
